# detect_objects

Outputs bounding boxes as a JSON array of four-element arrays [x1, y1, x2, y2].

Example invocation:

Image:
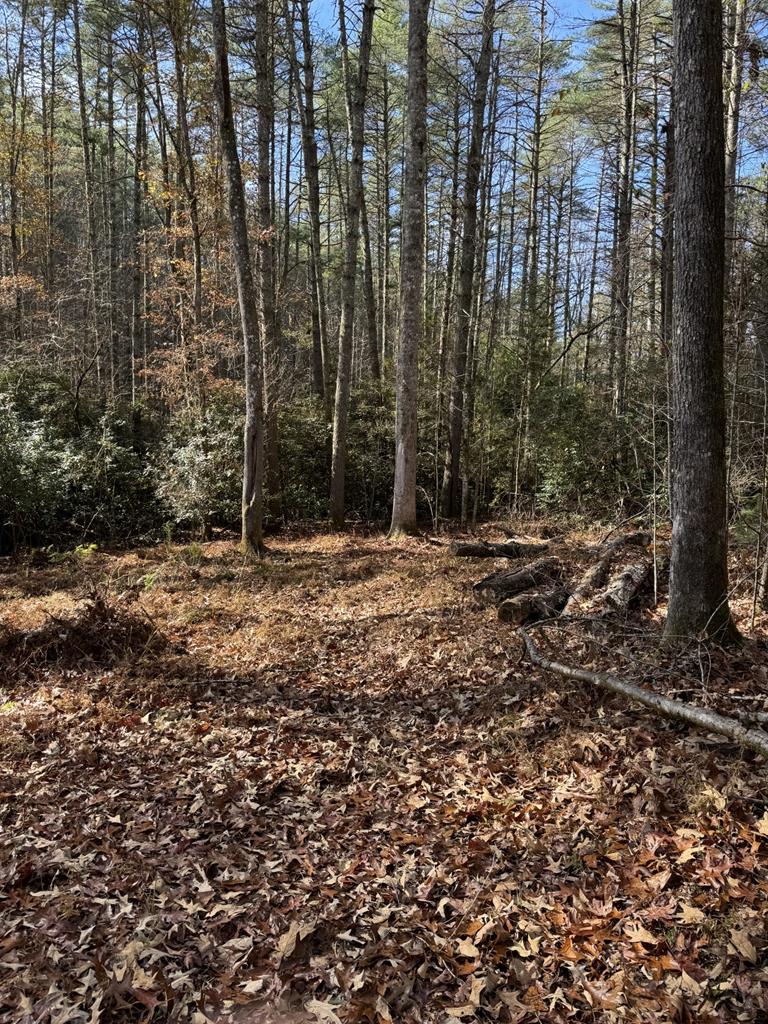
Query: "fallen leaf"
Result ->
[[624, 921, 658, 945], [277, 919, 316, 963], [678, 904, 706, 924], [305, 999, 343, 1024], [457, 937, 480, 958], [729, 929, 757, 962]]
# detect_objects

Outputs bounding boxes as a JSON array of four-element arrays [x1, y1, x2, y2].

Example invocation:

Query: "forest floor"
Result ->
[[1, 526, 768, 1024]]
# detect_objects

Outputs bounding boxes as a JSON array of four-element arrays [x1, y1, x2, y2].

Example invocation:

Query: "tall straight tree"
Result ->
[[390, 0, 429, 535], [284, 0, 329, 404], [329, 0, 375, 529], [252, 0, 282, 520], [665, 0, 737, 641], [211, 0, 265, 554], [441, 0, 496, 518]]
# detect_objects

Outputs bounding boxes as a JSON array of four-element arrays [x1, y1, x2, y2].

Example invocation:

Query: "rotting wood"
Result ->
[[598, 560, 652, 613], [564, 532, 652, 616], [498, 587, 569, 624], [473, 556, 562, 605], [518, 628, 768, 759]]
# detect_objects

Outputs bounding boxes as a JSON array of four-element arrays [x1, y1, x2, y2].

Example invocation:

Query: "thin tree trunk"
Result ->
[[360, 189, 381, 380], [211, 0, 265, 554], [441, 0, 495, 518], [73, 0, 101, 378], [329, 0, 375, 529], [391, 0, 429, 535], [613, 0, 639, 417], [286, 0, 330, 404], [724, 0, 747, 302]]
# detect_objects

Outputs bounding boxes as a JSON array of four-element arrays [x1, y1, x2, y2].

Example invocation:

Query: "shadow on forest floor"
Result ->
[[1, 526, 768, 1023]]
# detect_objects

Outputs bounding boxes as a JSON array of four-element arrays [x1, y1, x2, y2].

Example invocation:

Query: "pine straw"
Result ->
[[0, 529, 767, 1024]]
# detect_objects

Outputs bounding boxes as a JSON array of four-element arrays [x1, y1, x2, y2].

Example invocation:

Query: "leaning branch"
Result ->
[[518, 628, 768, 759]]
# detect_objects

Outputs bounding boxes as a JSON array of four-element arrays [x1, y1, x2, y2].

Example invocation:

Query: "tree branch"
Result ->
[[518, 628, 768, 759]]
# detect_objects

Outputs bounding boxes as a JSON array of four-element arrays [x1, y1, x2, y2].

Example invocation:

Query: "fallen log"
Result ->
[[498, 588, 570, 625], [452, 539, 549, 559], [518, 628, 768, 759], [564, 533, 652, 616], [598, 561, 652, 613], [474, 557, 563, 605], [563, 559, 613, 616]]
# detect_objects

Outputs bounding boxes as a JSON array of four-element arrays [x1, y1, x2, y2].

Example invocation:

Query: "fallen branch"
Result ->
[[453, 539, 549, 559], [518, 628, 768, 759]]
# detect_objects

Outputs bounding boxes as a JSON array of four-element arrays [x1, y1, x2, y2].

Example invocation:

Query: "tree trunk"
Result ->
[[612, 0, 639, 418], [441, 0, 495, 518], [390, 0, 429, 535], [73, 0, 101, 381], [329, 0, 375, 529], [664, 0, 737, 642], [253, 0, 282, 522], [286, 0, 330, 405], [360, 189, 381, 380], [211, 0, 265, 555], [474, 557, 563, 605], [724, 0, 747, 307]]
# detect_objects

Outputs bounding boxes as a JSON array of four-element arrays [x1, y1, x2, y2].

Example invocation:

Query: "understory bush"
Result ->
[[0, 359, 670, 554]]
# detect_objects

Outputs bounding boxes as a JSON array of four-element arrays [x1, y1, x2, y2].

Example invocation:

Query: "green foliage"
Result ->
[[156, 389, 243, 533], [278, 398, 329, 520], [527, 382, 662, 516], [345, 383, 396, 522], [0, 369, 161, 553], [0, 399, 67, 552]]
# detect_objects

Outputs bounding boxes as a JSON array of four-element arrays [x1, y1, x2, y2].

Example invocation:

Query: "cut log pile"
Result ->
[[458, 530, 654, 625], [458, 530, 768, 759]]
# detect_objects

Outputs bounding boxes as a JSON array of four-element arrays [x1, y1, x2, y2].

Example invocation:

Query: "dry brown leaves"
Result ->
[[1, 529, 767, 1024]]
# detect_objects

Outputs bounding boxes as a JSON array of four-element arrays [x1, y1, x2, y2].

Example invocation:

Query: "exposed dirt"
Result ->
[[1, 527, 767, 1023]]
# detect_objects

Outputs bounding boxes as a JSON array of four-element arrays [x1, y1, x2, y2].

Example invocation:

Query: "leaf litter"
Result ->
[[1, 528, 767, 1023]]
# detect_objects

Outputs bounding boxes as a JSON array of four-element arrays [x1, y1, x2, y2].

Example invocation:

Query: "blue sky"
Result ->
[[311, 0, 601, 37]]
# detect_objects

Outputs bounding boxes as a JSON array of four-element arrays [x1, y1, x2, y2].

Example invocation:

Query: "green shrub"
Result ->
[[156, 391, 243, 534]]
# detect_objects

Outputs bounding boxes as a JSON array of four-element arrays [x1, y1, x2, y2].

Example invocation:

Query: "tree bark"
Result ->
[[441, 0, 495, 518], [452, 540, 548, 559], [253, 0, 282, 522], [724, 0, 747, 302], [664, 0, 737, 641], [285, 0, 329, 404], [329, 0, 375, 529], [211, 0, 265, 554], [473, 557, 563, 605], [390, 0, 429, 535]]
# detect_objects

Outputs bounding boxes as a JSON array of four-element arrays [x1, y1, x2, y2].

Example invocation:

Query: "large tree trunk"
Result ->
[[390, 0, 429, 535], [329, 0, 375, 529], [664, 0, 737, 641], [211, 0, 265, 554]]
